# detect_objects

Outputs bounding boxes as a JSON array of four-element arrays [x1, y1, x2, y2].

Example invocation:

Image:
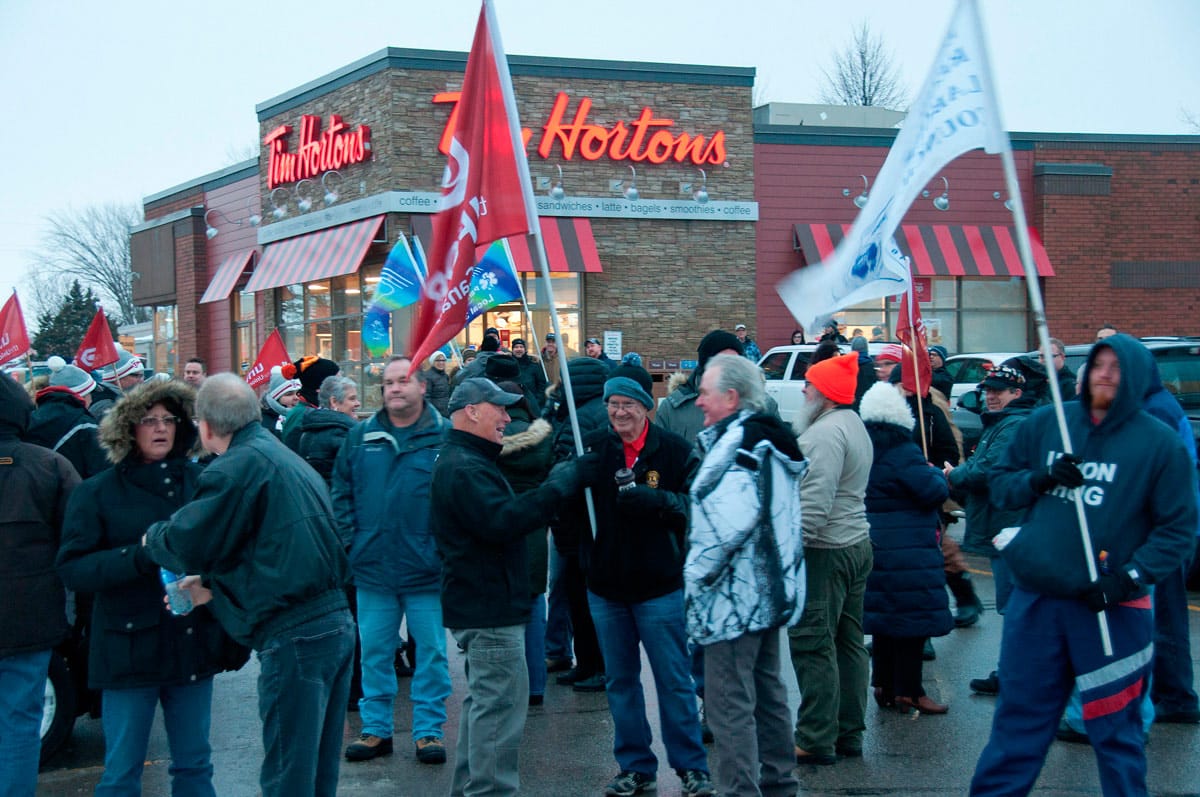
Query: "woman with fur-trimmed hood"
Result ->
[[858, 382, 953, 715], [56, 379, 241, 795]]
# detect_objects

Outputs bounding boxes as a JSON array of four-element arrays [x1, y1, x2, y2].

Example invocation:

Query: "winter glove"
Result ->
[[616, 484, 671, 514], [543, 460, 581, 499], [1081, 570, 1138, 613], [574, 450, 604, 489], [1030, 453, 1084, 493]]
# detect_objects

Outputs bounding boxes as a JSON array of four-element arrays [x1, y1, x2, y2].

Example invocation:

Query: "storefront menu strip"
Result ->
[[794, 223, 1055, 278], [200, 250, 255, 304], [410, 215, 602, 273], [245, 215, 384, 293]]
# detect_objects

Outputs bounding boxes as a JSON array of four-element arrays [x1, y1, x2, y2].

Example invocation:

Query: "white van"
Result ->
[[757, 343, 891, 427]]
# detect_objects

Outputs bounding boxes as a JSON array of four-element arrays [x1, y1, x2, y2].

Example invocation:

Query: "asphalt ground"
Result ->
[[36, 552, 1200, 796]]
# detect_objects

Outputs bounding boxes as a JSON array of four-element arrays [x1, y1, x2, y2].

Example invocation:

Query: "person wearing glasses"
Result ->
[[57, 379, 241, 797], [1044, 337, 1077, 399]]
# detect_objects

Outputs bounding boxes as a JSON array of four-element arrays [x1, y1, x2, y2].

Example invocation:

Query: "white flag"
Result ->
[[777, 0, 1009, 332]]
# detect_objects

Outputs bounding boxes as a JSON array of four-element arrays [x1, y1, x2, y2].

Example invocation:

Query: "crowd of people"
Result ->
[[2, 322, 1197, 797]]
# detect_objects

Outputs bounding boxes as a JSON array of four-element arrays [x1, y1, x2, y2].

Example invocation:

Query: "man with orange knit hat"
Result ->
[[787, 352, 874, 765]]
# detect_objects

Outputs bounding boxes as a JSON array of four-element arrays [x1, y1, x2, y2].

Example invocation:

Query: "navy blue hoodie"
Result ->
[[992, 334, 1197, 598]]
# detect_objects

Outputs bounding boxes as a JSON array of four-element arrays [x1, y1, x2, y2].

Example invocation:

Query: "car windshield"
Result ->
[[1154, 348, 1200, 412]]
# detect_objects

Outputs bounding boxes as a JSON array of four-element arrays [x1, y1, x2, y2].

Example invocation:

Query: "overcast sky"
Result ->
[[1, 0, 1197, 311]]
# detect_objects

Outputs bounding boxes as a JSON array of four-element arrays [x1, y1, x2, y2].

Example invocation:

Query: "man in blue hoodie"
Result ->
[[970, 334, 1198, 797]]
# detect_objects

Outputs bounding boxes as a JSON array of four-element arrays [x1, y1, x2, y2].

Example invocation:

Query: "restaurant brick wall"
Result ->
[[1034, 143, 1200, 342]]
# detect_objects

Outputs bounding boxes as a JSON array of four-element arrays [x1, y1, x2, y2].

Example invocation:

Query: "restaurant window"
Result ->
[[457, 273, 582, 358], [152, 306, 177, 376], [273, 261, 384, 414], [233, 291, 256, 375]]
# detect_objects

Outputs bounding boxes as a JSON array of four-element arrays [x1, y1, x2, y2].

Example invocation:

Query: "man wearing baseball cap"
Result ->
[[734, 323, 760, 362], [430, 378, 588, 796], [787, 352, 873, 764], [584, 336, 616, 372]]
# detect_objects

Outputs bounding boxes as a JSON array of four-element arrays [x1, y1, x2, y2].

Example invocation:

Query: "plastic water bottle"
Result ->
[[161, 568, 193, 616]]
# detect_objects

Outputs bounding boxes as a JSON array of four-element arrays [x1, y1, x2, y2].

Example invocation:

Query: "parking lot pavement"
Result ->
[[37, 555, 1200, 795]]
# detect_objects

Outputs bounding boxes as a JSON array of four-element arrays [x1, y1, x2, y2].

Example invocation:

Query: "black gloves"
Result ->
[[1082, 570, 1139, 613], [544, 460, 581, 498], [1030, 453, 1084, 493], [575, 451, 604, 489], [616, 484, 670, 513]]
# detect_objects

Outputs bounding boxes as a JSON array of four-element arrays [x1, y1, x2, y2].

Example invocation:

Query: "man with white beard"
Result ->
[[787, 352, 874, 765]]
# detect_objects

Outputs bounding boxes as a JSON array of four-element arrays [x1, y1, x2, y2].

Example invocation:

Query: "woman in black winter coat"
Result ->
[[56, 380, 241, 795], [858, 382, 953, 715], [297, 375, 360, 486], [423, 352, 452, 417]]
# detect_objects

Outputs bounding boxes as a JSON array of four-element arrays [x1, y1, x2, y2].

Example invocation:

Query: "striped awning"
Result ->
[[411, 215, 603, 273], [244, 215, 385, 293], [199, 250, 255, 304], [793, 223, 1055, 277]]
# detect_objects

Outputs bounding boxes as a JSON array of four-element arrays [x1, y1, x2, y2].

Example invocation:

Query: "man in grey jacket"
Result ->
[[787, 352, 873, 765]]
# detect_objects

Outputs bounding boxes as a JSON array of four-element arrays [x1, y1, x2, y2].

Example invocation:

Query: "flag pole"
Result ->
[[968, 0, 1111, 655], [902, 285, 930, 459], [499, 238, 550, 385]]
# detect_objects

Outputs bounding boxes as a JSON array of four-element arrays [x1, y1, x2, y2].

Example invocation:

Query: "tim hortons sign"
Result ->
[[433, 91, 728, 166], [264, 114, 372, 189]]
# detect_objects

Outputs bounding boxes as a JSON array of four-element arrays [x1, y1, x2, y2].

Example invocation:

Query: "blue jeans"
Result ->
[[0, 649, 51, 797], [587, 589, 708, 775], [990, 555, 1014, 615], [258, 609, 355, 797], [96, 679, 216, 797], [525, 594, 548, 697], [356, 589, 451, 740], [450, 625, 528, 797], [544, 545, 573, 660]]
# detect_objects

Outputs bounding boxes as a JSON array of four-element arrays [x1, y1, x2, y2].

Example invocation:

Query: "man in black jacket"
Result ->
[[431, 378, 580, 797], [0, 374, 79, 794], [143, 374, 353, 797]]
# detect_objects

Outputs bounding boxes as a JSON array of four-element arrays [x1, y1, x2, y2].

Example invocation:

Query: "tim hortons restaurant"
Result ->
[[129, 48, 759, 411], [130, 48, 1200, 411]]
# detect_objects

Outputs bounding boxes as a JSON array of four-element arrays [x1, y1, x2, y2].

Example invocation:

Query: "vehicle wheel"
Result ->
[[40, 651, 76, 765]]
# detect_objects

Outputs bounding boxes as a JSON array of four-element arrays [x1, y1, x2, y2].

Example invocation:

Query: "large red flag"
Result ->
[[245, 329, 291, 390], [0, 292, 31, 363], [407, 0, 538, 372], [896, 288, 932, 397], [75, 308, 120, 371]]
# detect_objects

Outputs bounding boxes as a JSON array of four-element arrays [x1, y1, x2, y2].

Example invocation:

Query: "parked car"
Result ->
[[758, 342, 985, 453], [942, 352, 1023, 408]]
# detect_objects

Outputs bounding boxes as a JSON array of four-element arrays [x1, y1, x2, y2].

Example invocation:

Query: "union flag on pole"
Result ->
[[896, 288, 932, 397], [0, 292, 31, 363], [75, 308, 119, 371], [245, 329, 291, 390], [407, 0, 538, 371]]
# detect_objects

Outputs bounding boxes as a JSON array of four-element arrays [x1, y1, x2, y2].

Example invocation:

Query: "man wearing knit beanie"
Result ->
[[873, 343, 905, 383], [657, 329, 745, 445], [26, 356, 109, 480], [787, 350, 873, 765]]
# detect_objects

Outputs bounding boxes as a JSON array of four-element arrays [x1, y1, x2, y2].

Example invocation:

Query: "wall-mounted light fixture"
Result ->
[[923, 176, 950, 211], [842, 175, 870, 208], [693, 169, 709, 204], [993, 191, 1015, 211], [618, 165, 639, 201], [321, 170, 342, 206], [270, 187, 289, 220], [295, 179, 315, 213], [204, 209, 231, 240], [549, 165, 565, 200]]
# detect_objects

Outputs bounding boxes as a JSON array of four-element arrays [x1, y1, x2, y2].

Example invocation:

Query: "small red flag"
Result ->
[[75, 308, 120, 371], [0, 292, 31, 363], [897, 288, 932, 397], [245, 329, 291, 390], [408, 0, 538, 372]]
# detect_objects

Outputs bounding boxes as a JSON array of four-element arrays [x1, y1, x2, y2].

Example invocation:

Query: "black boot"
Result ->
[[947, 572, 983, 628]]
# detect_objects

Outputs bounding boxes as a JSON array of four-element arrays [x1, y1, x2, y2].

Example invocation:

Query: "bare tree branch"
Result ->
[[819, 21, 907, 110], [39, 203, 146, 325], [1181, 108, 1200, 133]]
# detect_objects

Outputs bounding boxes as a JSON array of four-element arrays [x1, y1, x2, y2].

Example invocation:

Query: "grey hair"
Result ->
[[196, 373, 261, 436], [706, 353, 766, 412], [318, 375, 358, 408]]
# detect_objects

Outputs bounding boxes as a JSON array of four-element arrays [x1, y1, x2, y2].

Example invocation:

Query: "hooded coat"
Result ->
[[549, 357, 614, 556], [55, 380, 236, 688], [0, 374, 79, 658], [27, 386, 109, 479], [296, 407, 357, 486], [499, 406, 554, 596], [993, 334, 1198, 598], [858, 383, 953, 638]]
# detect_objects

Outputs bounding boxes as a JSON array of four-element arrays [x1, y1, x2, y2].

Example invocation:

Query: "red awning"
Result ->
[[410, 215, 603, 273], [244, 215, 385, 293], [199, 250, 255, 304], [792, 223, 1055, 277]]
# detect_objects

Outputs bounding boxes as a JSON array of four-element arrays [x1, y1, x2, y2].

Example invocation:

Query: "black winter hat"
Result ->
[[609, 363, 654, 397], [480, 336, 501, 353], [485, 353, 521, 381], [697, 330, 744, 369], [282, 356, 340, 406]]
